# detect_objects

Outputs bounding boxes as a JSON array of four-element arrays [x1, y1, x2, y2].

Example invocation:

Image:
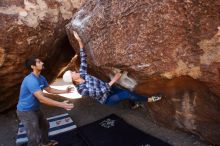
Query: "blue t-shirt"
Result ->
[[17, 72, 49, 111]]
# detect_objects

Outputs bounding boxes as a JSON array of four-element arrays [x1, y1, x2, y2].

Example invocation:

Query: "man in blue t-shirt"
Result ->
[[17, 57, 74, 146]]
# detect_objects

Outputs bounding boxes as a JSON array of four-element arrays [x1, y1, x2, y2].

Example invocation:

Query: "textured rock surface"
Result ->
[[67, 0, 220, 144], [0, 0, 85, 112]]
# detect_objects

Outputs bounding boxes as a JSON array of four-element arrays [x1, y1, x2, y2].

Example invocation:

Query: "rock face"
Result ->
[[0, 0, 85, 112], [67, 0, 220, 145]]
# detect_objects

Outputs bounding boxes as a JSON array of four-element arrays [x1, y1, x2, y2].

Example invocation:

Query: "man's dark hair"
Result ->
[[25, 57, 37, 71]]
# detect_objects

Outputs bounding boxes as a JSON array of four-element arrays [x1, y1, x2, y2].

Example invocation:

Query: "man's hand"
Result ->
[[44, 86, 72, 94], [66, 86, 74, 93], [62, 100, 74, 110], [73, 31, 84, 48], [34, 91, 74, 110]]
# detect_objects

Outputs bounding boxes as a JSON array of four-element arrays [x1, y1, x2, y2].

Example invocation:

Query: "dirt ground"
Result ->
[[0, 79, 214, 146]]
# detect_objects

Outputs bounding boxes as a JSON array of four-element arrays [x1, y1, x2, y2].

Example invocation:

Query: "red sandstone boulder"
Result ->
[[67, 0, 220, 144], [0, 0, 85, 112]]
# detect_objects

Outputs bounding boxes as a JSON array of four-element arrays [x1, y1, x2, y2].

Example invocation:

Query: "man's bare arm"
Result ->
[[44, 86, 71, 94], [34, 91, 74, 110]]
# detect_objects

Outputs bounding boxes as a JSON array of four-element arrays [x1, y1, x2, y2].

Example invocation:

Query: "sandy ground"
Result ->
[[0, 79, 213, 146]]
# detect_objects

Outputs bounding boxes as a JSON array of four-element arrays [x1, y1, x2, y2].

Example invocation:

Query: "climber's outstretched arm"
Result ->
[[108, 73, 122, 86]]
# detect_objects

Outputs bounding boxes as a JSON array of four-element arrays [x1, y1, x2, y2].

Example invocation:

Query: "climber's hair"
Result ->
[[25, 57, 37, 71]]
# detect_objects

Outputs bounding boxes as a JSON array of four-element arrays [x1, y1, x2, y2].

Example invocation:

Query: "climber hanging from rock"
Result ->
[[62, 31, 162, 109]]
